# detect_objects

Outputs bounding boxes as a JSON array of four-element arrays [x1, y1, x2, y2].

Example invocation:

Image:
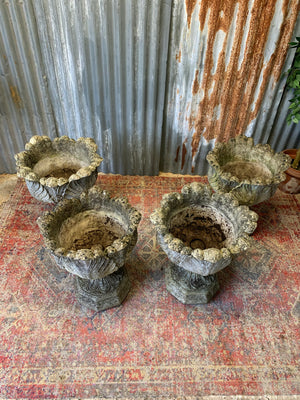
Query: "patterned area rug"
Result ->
[[0, 175, 299, 399]]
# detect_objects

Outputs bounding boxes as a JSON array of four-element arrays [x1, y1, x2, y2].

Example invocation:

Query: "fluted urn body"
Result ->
[[15, 135, 102, 203], [38, 186, 141, 311], [206, 135, 291, 206], [150, 183, 258, 304]]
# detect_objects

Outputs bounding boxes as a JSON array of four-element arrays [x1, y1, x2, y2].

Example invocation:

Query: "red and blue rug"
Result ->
[[0, 175, 299, 398]]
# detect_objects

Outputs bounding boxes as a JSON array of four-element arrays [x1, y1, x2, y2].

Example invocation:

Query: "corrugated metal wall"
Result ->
[[0, 0, 172, 175], [161, 0, 300, 175], [0, 0, 299, 175], [0, 1, 57, 173]]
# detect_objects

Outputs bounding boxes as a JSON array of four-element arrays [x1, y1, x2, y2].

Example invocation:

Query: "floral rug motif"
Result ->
[[0, 175, 299, 399]]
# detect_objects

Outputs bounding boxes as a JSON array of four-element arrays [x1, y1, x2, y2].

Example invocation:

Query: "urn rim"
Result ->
[[15, 135, 103, 187], [37, 186, 141, 261], [206, 135, 291, 187], [150, 182, 258, 266]]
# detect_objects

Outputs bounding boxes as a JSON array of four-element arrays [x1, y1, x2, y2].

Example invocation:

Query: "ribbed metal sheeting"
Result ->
[[161, 0, 300, 175], [0, 0, 299, 176], [268, 13, 300, 153], [0, 1, 57, 173], [0, 0, 172, 175]]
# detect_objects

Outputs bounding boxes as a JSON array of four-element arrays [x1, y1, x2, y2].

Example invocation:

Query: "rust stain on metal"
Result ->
[[175, 145, 180, 163], [10, 86, 22, 108], [188, 0, 299, 160], [192, 69, 200, 95], [185, 0, 197, 29], [181, 142, 187, 170], [176, 50, 182, 63]]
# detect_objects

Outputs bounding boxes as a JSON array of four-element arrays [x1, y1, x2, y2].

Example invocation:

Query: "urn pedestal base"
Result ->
[[38, 186, 141, 312], [166, 263, 219, 305], [76, 267, 130, 311]]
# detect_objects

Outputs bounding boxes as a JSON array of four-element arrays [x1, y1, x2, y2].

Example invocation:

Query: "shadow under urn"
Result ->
[[37, 186, 141, 311], [15, 135, 103, 203], [150, 183, 258, 304], [206, 135, 291, 206]]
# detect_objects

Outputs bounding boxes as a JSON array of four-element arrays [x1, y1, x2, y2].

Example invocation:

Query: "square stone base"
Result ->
[[75, 267, 130, 311], [165, 263, 219, 304]]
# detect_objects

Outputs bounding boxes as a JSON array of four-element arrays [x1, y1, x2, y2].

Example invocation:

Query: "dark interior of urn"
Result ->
[[59, 210, 126, 251], [69, 222, 122, 251], [44, 167, 78, 179], [169, 206, 231, 250], [221, 160, 273, 181]]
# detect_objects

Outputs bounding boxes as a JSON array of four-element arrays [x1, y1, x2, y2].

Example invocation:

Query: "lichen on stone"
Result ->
[[15, 135, 103, 202], [37, 186, 141, 280], [150, 182, 258, 276], [206, 135, 291, 206]]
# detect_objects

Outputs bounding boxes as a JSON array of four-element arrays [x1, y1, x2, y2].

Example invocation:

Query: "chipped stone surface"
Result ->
[[76, 267, 131, 312], [15, 135, 103, 203], [206, 135, 291, 205], [166, 263, 220, 304], [150, 182, 258, 277], [38, 186, 141, 281], [151, 182, 258, 304], [37, 185, 141, 311]]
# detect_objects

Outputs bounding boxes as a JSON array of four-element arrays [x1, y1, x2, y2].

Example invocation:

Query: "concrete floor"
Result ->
[[0, 174, 18, 206]]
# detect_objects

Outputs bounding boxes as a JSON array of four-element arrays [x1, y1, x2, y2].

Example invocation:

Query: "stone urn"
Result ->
[[206, 135, 291, 206], [15, 135, 103, 203], [37, 186, 141, 311], [150, 183, 258, 304]]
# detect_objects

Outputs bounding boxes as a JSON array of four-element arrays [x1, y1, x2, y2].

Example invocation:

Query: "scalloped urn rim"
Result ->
[[206, 135, 291, 187], [15, 135, 103, 203], [15, 135, 103, 187], [37, 186, 141, 279], [150, 182, 258, 276]]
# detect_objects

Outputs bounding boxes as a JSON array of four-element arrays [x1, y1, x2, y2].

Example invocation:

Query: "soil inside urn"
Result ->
[[33, 154, 88, 179], [221, 160, 272, 180], [58, 210, 127, 251], [44, 168, 78, 179], [169, 206, 233, 250]]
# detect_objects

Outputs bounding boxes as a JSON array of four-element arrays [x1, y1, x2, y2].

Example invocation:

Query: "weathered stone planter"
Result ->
[[206, 135, 291, 206], [37, 186, 141, 311], [150, 183, 258, 304], [15, 135, 103, 203]]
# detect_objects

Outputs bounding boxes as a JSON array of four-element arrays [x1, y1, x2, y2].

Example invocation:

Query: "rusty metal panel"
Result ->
[[161, 0, 300, 175], [0, 0, 172, 174], [0, 0, 299, 176]]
